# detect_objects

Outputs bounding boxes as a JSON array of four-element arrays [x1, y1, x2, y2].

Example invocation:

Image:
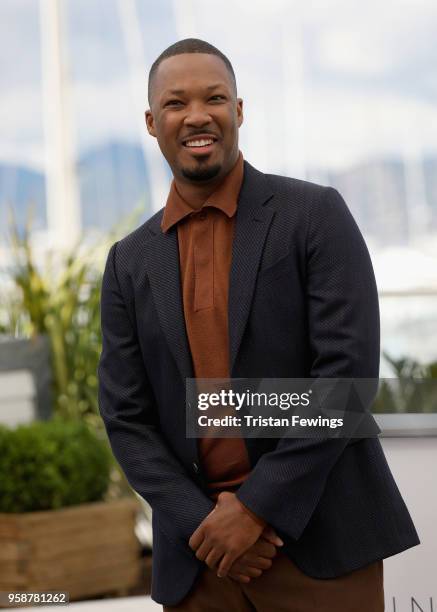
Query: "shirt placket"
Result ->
[[192, 210, 214, 311]]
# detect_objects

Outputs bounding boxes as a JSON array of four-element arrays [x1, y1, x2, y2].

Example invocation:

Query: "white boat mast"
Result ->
[[39, 0, 81, 251]]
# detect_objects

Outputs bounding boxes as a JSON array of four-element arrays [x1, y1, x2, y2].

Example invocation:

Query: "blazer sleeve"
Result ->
[[235, 186, 380, 541], [98, 242, 214, 549]]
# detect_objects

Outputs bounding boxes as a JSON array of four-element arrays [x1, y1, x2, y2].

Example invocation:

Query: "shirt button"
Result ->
[[192, 462, 200, 473], [198, 211, 207, 220]]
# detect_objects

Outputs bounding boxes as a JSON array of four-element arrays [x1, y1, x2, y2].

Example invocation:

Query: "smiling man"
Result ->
[[146, 47, 242, 204], [98, 39, 419, 611]]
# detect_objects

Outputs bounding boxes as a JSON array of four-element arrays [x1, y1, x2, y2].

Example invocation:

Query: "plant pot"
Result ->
[[0, 498, 143, 601], [0, 334, 52, 424]]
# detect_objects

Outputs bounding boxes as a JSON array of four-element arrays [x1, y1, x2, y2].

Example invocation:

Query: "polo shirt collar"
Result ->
[[161, 151, 244, 233]]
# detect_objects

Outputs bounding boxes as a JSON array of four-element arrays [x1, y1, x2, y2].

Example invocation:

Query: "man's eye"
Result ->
[[165, 100, 183, 107], [210, 95, 225, 101]]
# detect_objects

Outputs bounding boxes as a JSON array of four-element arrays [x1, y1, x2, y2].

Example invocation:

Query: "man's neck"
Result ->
[[173, 177, 221, 210]]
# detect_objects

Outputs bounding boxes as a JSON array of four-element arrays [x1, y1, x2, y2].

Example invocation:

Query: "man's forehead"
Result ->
[[154, 53, 232, 88]]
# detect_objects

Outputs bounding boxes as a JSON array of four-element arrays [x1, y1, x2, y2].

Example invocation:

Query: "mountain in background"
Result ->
[[0, 165, 46, 239], [78, 141, 152, 230], [327, 157, 437, 243], [0, 141, 153, 242], [1, 141, 437, 247], [327, 159, 410, 246]]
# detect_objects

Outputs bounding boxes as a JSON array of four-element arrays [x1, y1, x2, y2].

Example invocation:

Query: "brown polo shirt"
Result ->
[[161, 152, 257, 505]]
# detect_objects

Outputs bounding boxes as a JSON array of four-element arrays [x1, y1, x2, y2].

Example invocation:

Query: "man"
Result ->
[[98, 38, 419, 611]]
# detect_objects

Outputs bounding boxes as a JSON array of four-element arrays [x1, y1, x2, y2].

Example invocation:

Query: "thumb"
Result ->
[[262, 526, 284, 547]]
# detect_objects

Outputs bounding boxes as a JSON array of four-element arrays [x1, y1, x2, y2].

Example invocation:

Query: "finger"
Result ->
[[204, 548, 224, 570], [245, 556, 273, 571], [229, 573, 251, 584], [189, 527, 205, 551], [230, 565, 263, 579], [253, 540, 277, 559], [235, 552, 272, 571], [195, 539, 213, 562], [217, 552, 237, 578], [262, 526, 284, 547], [257, 556, 273, 570], [232, 552, 271, 572]]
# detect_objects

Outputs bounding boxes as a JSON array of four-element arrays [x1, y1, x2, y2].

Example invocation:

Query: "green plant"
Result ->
[[1, 206, 143, 427], [0, 419, 112, 512], [372, 352, 437, 413], [0, 206, 148, 502]]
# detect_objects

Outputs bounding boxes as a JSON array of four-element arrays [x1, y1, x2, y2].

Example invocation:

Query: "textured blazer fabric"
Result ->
[[98, 160, 420, 606]]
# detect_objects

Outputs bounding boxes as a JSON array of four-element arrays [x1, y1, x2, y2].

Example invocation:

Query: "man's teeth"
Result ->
[[185, 139, 214, 147]]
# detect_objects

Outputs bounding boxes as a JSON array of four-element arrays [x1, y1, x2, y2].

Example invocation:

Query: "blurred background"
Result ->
[[1, 0, 437, 372], [0, 1, 436, 610]]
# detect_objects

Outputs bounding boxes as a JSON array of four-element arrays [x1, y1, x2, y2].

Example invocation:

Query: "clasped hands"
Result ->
[[189, 491, 283, 583]]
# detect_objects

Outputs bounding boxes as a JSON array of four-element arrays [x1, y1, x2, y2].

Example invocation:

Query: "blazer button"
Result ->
[[192, 462, 200, 473]]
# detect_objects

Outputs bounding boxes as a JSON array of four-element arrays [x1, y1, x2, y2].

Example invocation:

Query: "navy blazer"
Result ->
[[98, 160, 419, 606]]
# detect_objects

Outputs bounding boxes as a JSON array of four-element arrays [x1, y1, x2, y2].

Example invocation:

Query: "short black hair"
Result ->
[[148, 38, 237, 105]]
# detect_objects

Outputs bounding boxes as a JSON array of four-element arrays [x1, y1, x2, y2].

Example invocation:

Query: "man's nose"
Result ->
[[183, 103, 212, 127]]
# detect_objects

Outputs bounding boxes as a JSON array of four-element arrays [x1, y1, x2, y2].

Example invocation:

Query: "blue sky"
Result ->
[[1, 0, 437, 173]]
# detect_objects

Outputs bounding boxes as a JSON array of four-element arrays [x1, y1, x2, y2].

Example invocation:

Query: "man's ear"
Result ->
[[145, 110, 156, 137], [236, 98, 244, 128]]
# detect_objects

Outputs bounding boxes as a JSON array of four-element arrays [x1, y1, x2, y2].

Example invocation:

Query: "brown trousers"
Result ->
[[164, 551, 384, 612]]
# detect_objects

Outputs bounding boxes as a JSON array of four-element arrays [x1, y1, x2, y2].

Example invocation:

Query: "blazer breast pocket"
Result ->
[[256, 250, 293, 287]]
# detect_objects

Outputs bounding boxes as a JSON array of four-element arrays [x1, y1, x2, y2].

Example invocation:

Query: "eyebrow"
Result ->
[[164, 83, 226, 96]]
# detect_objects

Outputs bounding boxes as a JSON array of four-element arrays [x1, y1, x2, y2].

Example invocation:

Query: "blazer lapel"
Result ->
[[229, 161, 275, 375], [144, 219, 194, 383]]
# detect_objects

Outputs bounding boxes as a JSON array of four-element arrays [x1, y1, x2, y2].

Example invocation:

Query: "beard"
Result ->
[[181, 161, 221, 182]]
